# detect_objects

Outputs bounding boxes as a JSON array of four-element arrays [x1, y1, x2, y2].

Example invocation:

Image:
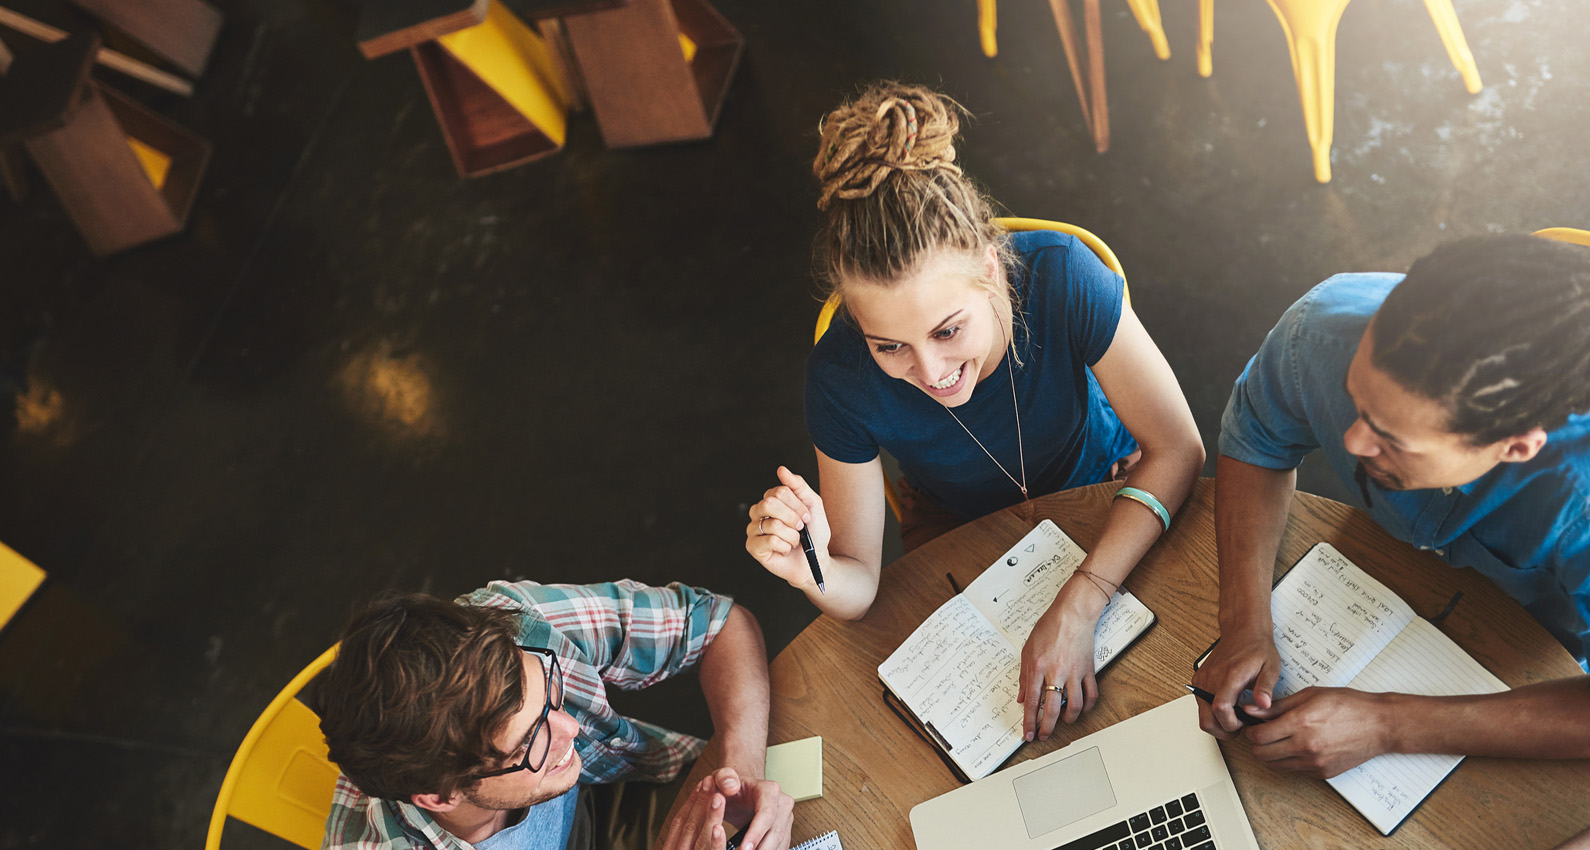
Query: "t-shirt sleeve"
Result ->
[[1058, 236, 1127, 367], [1217, 295, 1324, 470], [804, 349, 881, 464]]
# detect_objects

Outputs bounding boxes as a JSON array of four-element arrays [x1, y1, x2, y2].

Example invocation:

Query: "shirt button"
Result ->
[[1435, 549, 1445, 556], [1419, 545, 1431, 550]]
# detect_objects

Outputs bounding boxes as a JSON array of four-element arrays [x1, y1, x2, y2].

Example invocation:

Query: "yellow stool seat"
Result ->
[[1197, 0, 1482, 182], [206, 644, 341, 850], [813, 217, 1129, 522]]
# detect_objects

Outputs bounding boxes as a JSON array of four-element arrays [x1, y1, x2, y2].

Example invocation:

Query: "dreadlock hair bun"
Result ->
[[811, 82, 1008, 293], [814, 83, 963, 210], [1372, 234, 1590, 444]]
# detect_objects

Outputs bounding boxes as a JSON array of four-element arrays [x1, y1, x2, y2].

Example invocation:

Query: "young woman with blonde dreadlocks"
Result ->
[[1193, 233, 1590, 779], [742, 82, 1205, 742]]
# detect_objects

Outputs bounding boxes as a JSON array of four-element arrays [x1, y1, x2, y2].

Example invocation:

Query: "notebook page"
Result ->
[[962, 520, 1155, 669], [790, 831, 842, 850], [1271, 543, 1417, 698], [877, 594, 1025, 779], [1326, 617, 1508, 835]]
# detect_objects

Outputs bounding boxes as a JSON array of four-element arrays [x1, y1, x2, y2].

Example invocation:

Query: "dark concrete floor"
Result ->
[[0, 0, 1585, 845]]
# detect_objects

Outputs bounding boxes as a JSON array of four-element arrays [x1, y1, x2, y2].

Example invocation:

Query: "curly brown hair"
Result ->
[[317, 593, 526, 801]]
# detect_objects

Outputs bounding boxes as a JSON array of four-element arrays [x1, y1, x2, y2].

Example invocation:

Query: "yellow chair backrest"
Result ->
[[1534, 227, 1590, 247], [206, 644, 341, 850], [0, 541, 45, 630], [811, 217, 1128, 521]]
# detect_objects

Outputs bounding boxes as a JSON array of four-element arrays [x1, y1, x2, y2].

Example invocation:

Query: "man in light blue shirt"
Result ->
[[1193, 234, 1590, 779]]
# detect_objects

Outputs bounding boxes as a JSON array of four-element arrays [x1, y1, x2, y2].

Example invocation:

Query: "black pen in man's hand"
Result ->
[[799, 526, 825, 593], [1184, 685, 1267, 726]]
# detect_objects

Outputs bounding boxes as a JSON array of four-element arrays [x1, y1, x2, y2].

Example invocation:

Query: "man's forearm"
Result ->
[[698, 605, 772, 777], [1214, 455, 1296, 634], [1387, 676, 1590, 760]]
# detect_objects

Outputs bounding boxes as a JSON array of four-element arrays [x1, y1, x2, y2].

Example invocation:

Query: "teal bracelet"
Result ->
[[1115, 486, 1171, 531]]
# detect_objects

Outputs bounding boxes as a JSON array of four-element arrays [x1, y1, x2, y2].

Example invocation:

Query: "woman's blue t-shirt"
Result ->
[[804, 229, 1138, 520]]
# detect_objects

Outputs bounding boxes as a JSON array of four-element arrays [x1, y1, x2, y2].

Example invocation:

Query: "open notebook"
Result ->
[[1241, 542, 1508, 835], [878, 520, 1156, 781]]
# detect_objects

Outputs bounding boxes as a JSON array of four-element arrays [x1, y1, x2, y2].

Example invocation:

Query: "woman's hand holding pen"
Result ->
[[745, 466, 831, 592], [1018, 576, 1108, 741]]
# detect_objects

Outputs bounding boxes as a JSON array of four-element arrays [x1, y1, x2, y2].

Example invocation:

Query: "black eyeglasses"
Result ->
[[473, 646, 565, 779]]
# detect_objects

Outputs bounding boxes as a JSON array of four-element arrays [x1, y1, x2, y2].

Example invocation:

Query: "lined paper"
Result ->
[[962, 520, 1157, 669], [790, 831, 843, 850], [1327, 617, 1508, 835], [878, 521, 1155, 779], [877, 594, 1025, 778], [1270, 543, 1416, 698]]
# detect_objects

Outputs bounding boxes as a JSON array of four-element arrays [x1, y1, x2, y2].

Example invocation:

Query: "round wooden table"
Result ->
[[682, 479, 1590, 849]]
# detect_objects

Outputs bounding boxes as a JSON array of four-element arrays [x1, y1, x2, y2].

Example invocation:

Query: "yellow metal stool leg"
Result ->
[[1122, 0, 1170, 60], [1421, 0, 1482, 94], [1197, 0, 1213, 77], [977, 0, 998, 57], [1267, 0, 1350, 183]]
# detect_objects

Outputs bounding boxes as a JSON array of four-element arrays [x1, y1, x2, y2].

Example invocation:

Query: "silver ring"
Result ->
[[758, 517, 768, 535]]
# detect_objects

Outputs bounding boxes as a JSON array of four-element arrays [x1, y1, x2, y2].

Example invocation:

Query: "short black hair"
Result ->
[[1371, 234, 1590, 444]]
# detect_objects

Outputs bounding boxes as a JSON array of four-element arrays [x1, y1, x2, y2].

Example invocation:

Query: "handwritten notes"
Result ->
[[1271, 544, 1510, 835], [1325, 617, 1508, 834], [879, 520, 1157, 780], [879, 595, 1025, 777], [1269, 543, 1415, 698]]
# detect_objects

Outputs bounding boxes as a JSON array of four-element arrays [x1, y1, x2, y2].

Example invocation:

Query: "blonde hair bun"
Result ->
[[814, 82, 964, 211]]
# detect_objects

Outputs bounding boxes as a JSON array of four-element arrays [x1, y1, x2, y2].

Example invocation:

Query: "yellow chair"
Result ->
[[1196, 0, 1482, 183], [977, 0, 1170, 153], [0, 541, 45, 631], [206, 644, 341, 850], [1535, 227, 1590, 247], [814, 217, 1129, 521]]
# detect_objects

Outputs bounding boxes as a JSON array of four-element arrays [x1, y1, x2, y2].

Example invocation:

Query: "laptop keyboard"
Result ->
[[1053, 791, 1216, 850]]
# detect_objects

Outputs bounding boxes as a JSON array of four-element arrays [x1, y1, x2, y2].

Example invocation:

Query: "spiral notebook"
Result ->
[[878, 520, 1157, 781], [790, 831, 841, 850]]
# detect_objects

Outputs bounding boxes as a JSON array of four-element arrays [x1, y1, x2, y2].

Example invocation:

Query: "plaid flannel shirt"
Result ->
[[321, 579, 735, 850]]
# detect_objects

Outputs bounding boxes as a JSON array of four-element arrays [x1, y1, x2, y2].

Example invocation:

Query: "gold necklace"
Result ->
[[943, 308, 1028, 506]]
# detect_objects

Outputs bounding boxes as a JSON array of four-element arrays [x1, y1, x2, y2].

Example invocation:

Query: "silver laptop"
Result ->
[[911, 695, 1259, 850]]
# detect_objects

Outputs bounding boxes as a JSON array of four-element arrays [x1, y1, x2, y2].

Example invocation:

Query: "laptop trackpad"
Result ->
[[1012, 746, 1117, 839]]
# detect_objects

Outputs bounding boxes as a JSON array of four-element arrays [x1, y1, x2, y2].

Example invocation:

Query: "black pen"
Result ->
[[799, 526, 826, 593], [1184, 685, 1266, 726]]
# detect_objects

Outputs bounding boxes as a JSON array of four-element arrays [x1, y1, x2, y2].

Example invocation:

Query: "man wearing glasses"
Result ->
[[317, 579, 794, 850]]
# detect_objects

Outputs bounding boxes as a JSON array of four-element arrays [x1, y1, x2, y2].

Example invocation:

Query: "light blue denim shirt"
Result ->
[[1220, 273, 1590, 666]]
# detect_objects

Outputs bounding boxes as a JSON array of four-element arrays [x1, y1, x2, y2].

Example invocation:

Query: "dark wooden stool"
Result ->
[[558, 0, 741, 149], [68, 0, 222, 78], [0, 33, 210, 255], [357, 0, 576, 178]]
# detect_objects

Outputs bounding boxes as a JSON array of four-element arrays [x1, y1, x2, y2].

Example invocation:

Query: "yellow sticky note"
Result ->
[[127, 137, 171, 190], [765, 737, 822, 802], [678, 32, 697, 63]]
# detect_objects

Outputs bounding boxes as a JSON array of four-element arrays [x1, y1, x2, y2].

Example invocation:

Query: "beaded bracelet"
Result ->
[[1115, 486, 1171, 531]]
